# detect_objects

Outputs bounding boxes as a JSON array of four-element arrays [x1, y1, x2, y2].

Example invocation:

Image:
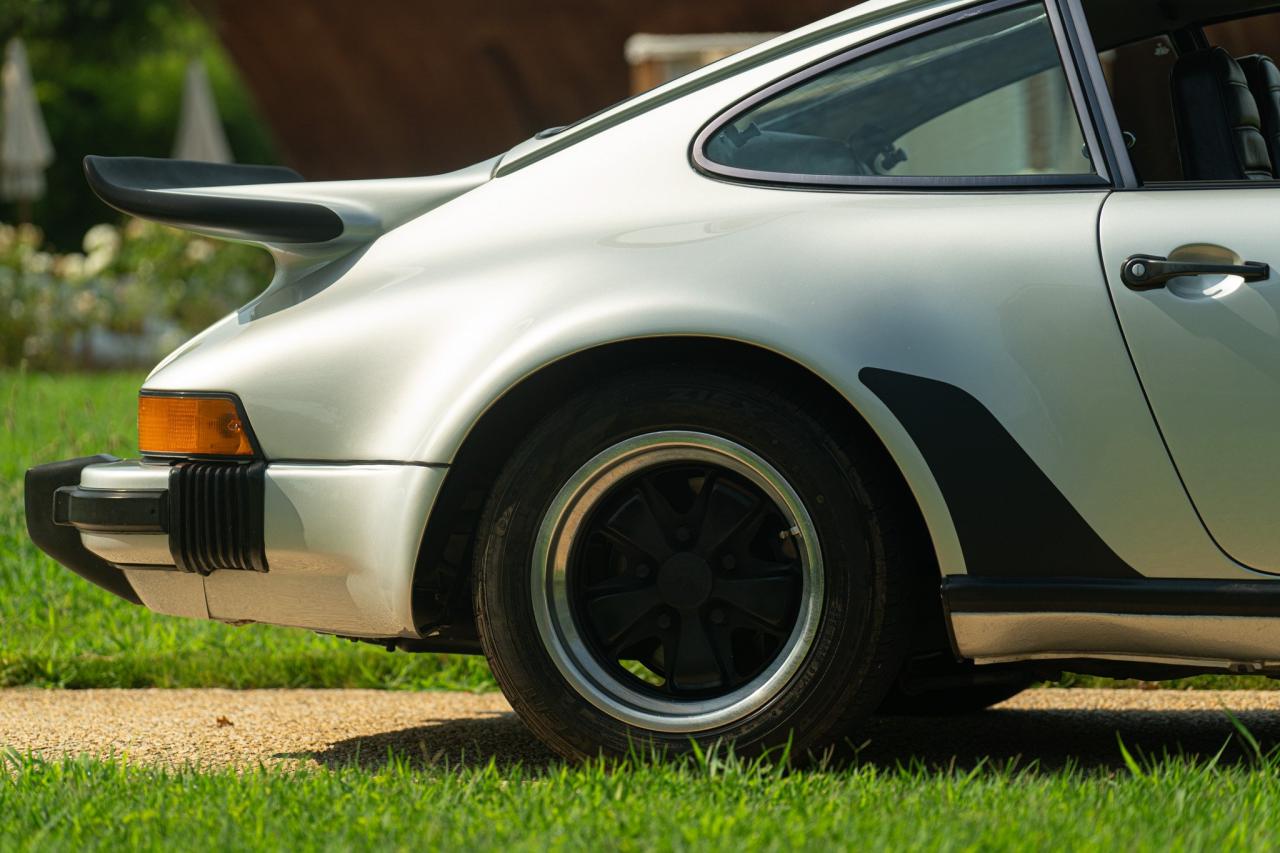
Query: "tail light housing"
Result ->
[[138, 393, 257, 458]]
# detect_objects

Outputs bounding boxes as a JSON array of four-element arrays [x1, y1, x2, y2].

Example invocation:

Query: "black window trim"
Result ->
[[1055, 0, 1140, 188], [690, 0, 1117, 192]]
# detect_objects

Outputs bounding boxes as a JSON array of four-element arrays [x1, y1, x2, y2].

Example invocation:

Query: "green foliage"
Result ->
[[0, 370, 496, 689], [5, 745, 1280, 850], [0, 0, 277, 247], [0, 219, 272, 369]]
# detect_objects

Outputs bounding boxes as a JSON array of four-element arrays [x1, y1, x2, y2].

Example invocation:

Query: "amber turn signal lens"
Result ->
[[138, 395, 254, 457]]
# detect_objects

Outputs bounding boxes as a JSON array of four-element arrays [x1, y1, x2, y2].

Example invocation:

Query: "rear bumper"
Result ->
[[25, 455, 143, 606], [26, 456, 449, 638]]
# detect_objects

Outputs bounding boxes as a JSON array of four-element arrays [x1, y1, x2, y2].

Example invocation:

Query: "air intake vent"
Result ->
[[167, 461, 268, 574]]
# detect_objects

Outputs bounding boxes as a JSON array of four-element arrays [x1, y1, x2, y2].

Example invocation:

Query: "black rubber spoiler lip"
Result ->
[[83, 155, 345, 245], [25, 455, 143, 606]]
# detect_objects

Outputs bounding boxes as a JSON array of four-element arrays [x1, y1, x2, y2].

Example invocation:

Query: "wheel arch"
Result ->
[[409, 335, 950, 639]]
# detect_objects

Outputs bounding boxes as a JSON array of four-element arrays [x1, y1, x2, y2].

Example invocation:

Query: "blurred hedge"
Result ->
[[0, 219, 271, 370]]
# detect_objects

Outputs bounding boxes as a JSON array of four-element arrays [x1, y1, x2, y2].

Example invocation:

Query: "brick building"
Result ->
[[196, 0, 852, 178]]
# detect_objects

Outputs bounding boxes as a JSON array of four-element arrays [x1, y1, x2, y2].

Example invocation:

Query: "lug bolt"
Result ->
[[657, 613, 672, 630], [710, 609, 725, 625], [721, 555, 736, 571], [636, 564, 651, 579], [676, 526, 692, 543]]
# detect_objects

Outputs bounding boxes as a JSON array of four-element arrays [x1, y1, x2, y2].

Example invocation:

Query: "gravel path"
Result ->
[[4, 688, 1280, 771]]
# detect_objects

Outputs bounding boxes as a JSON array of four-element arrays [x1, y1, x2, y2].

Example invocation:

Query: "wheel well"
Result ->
[[410, 337, 942, 650]]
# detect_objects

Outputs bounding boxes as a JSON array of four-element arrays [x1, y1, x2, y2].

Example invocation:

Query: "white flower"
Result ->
[[83, 223, 121, 257], [185, 238, 215, 263], [82, 250, 113, 278], [25, 251, 52, 274], [15, 223, 42, 247], [54, 252, 87, 280]]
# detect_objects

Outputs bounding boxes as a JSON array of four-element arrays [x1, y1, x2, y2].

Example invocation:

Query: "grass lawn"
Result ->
[[5, 746, 1280, 851]]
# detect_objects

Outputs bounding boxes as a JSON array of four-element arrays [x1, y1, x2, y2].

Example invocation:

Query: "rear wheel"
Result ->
[[472, 368, 918, 759]]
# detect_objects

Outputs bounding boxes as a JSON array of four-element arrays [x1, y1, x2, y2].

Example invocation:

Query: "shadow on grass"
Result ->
[[279, 710, 559, 771], [298, 706, 1280, 773]]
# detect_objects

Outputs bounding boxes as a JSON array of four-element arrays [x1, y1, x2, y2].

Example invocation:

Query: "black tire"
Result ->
[[877, 680, 1033, 716], [472, 366, 920, 760]]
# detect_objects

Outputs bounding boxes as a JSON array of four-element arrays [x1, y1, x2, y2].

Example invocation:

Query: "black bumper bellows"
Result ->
[[167, 461, 268, 574]]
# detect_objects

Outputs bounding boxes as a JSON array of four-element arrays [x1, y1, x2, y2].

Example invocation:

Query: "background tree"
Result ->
[[0, 0, 275, 248]]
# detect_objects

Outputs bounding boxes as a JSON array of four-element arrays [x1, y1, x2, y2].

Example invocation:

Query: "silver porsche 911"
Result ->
[[26, 0, 1280, 759]]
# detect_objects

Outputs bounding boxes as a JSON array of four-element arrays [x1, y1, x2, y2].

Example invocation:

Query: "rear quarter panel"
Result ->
[[146, 2, 1254, 582]]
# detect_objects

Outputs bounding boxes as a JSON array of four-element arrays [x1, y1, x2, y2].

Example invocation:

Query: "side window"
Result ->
[[701, 3, 1096, 182]]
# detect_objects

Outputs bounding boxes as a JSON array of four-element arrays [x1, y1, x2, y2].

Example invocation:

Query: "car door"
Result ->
[[1095, 23, 1280, 573], [1101, 192, 1280, 573]]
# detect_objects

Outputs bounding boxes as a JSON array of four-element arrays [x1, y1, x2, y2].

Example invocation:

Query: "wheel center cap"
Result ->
[[656, 552, 714, 609]]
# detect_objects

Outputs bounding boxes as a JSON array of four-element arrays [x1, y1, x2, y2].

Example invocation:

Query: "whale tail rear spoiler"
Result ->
[[84, 154, 498, 320], [83, 154, 499, 252]]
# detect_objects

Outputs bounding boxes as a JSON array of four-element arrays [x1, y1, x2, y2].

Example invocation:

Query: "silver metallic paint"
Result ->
[[122, 570, 207, 620], [1100, 191, 1280, 574], [952, 610, 1280, 671], [83, 461, 446, 637]]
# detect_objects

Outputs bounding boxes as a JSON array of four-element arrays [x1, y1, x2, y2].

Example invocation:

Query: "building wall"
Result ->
[[197, 0, 855, 179]]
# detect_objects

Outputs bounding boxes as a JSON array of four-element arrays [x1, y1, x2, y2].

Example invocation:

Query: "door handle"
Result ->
[[1122, 254, 1270, 291]]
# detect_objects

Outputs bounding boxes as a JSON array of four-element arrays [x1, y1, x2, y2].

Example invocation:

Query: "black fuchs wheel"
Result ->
[[472, 367, 918, 760]]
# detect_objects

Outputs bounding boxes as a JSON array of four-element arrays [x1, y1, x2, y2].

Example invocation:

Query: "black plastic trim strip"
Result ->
[[1054, 0, 1139, 188], [138, 389, 264, 460], [860, 368, 1143, 579], [1140, 179, 1280, 191], [53, 486, 167, 533], [84, 155, 344, 245], [24, 455, 143, 605], [691, 0, 1112, 192], [945, 576, 1280, 617]]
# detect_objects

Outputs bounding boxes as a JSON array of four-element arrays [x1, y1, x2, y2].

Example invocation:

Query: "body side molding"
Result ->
[[945, 575, 1280, 616], [945, 577, 1280, 669]]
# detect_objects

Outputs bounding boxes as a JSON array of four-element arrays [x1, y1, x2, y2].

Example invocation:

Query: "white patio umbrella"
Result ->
[[0, 38, 55, 219], [173, 58, 232, 163]]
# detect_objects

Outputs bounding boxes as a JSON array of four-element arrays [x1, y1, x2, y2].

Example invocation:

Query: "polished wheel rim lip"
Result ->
[[532, 430, 824, 734]]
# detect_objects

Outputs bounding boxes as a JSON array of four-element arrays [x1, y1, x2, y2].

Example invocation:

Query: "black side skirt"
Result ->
[[945, 576, 1280, 617]]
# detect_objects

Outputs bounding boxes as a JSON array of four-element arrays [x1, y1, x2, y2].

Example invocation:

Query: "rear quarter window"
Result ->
[[701, 2, 1095, 183]]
